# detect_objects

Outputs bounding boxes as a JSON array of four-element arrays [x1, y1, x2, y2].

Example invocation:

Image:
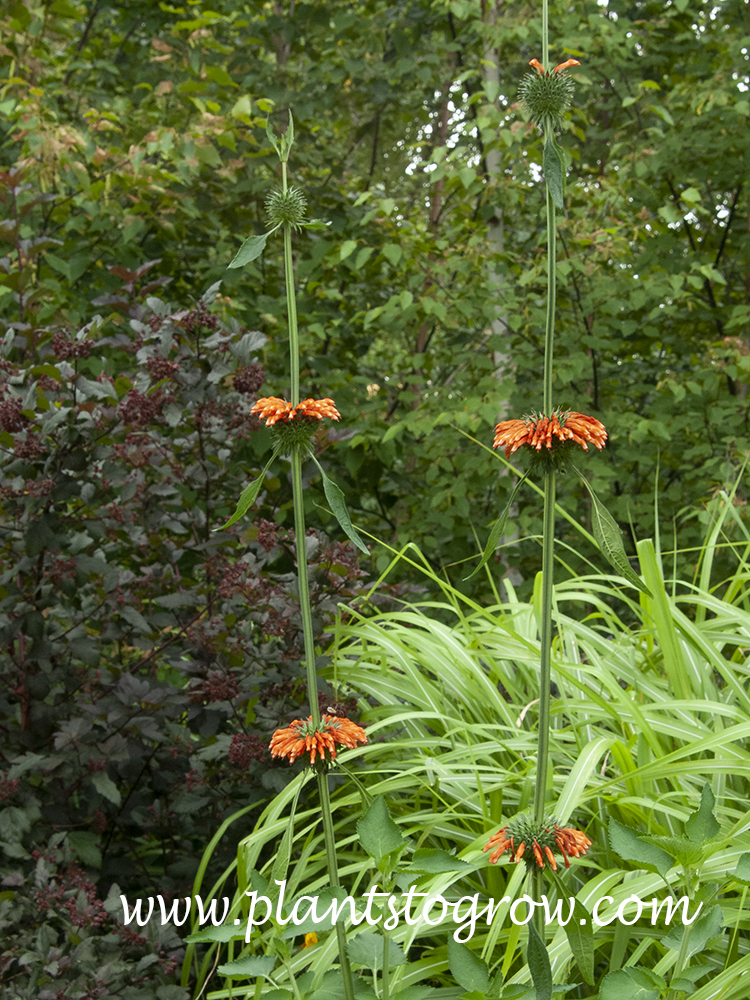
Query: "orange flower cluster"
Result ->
[[269, 714, 367, 767], [493, 410, 607, 460], [250, 396, 341, 426], [529, 57, 581, 76], [484, 822, 591, 872]]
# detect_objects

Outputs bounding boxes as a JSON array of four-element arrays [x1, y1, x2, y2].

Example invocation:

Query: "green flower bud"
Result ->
[[265, 187, 308, 230], [519, 58, 579, 132]]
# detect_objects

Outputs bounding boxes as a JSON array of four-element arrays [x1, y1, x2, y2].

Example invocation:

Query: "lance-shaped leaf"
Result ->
[[218, 449, 279, 530], [548, 869, 595, 985], [464, 471, 528, 581], [266, 111, 294, 161], [543, 137, 565, 210], [527, 919, 552, 1000], [227, 230, 275, 269], [574, 468, 651, 595], [311, 455, 369, 554], [271, 776, 305, 888]]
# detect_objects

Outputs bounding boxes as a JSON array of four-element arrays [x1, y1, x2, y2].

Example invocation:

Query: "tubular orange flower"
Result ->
[[493, 409, 607, 461], [250, 396, 294, 426], [483, 816, 591, 871], [293, 397, 341, 421], [553, 58, 581, 74], [250, 396, 341, 425], [269, 713, 367, 767], [528, 57, 581, 76], [553, 824, 593, 868]]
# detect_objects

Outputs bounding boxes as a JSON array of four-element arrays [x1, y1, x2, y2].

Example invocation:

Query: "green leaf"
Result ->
[[381, 243, 402, 266], [271, 778, 304, 887], [734, 853, 750, 884], [608, 817, 672, 877], [218, 955, 276, 978], [574, 469, 651, 595], [642, 833, 704, 867], [227, 231, 273, 269], [447, 938, 489, 992], [218, 450, 279, 529], [265, 118, 280, 156], [527, 920, 552, 1000], [464, 472, 528, 580], [92, 772, 122, 806], [68, 830, 102, 868], [356, 795, 403, 863], [347, 933, 407, 971], [548, 869, 595, 985], [542, 138, 564, 210], [662, 904, 721, 956], [600, 967, 663, 1000], [685, 783, 720, 844], [339, 239, 357, 262], [406, 848, 472, 874], [311, 457, 369, 554]]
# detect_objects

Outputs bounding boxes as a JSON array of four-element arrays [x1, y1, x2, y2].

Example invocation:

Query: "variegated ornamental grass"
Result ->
[[186, 485, 750, 996]]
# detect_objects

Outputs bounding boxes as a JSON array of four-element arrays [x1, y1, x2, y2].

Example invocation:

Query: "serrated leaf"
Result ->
[[662, 904, 721, 956], [227, 232, 272, 269], [218, 955, 276, 978], [311, 457, 368, 554], [406, 848, 471, 873], [574, 469, 651, 595], [119, 605, 152, 635], [75, 375, 117, 400], [218, 450, 279, 529], [464, 472, 528, 580], [600, 967, 663, 1000], [68, 830, 102, 868], [685, 784, 720, 844], [348, 933, 407, 971], [447, 938, 489, 992], [92, 772, 121, 806], [542, 138, 564, 210], [527, 920, 552, 1000], [734, 853, 750, 884], [608, 817, 672, 877], [642, 833, 704, 866]]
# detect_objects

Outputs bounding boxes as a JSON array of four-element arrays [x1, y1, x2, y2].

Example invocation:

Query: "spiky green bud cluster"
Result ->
[[519, 70, 576, 132], [506, 814, 558, 847], [265, 187, 308, 230], [269, 415, 317, 455]]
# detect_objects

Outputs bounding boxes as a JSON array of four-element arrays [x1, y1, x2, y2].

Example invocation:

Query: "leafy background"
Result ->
[[1, 0, 748, 996]]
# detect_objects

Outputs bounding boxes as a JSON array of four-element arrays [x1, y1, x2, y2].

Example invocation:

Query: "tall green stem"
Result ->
[[290, 450, 320, 726], [534, 469, 556, 826], [538, 0, 556, 820], [283, 212, 355, 1000], [543, 181, 556, 415], [282, 197, 300, 407], [317, 773, 357, 1000]]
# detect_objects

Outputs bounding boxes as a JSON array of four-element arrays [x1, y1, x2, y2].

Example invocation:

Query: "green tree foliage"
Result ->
[[3, 0, 746, 595]]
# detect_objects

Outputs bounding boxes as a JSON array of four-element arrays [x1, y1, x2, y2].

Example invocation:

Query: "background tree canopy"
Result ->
[[2, 0, 749, 598], [1, 1, 749, 995]]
